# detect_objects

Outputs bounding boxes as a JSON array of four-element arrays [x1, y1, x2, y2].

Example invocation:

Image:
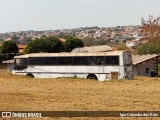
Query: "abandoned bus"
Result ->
[[11, 50, 133, 81]]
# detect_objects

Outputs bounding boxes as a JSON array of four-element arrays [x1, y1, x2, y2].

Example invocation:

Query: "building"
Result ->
[[126, 37, 148, 50], [126, 40, 139, 49], [18, 45, 26, 53], [132, 54, 160, 77]]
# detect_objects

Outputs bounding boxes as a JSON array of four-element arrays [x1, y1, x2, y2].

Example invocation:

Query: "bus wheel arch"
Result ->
[[26, 73, 34, 78], [87, 74, 98, 80]]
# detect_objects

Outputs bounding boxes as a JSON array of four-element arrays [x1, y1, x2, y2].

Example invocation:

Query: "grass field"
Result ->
[[0, 66, 160, 120]]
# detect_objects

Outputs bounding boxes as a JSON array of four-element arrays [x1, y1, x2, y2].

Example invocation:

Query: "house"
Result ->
[[126, 40, 139, 49], [126, 37, 148, 50], [132, 54, 160, 77], [18, 45, 26, 53]]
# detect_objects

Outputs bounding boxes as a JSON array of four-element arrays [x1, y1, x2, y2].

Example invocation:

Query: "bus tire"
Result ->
[[26, 73, 34, 78], [87, 74, 98, 80]]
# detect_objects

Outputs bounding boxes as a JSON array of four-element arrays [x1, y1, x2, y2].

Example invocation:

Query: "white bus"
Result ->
[[12, 50, 133, 81]]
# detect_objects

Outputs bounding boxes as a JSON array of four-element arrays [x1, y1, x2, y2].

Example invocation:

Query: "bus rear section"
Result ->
[[123, 51, 134, 80]]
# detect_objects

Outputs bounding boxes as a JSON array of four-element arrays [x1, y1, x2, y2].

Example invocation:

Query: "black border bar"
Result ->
[[1, 111, 160, 117]]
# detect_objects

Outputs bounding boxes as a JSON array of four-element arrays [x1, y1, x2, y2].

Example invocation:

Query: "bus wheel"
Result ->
[[26, 73, 34, 78], [87, 74, 98, 80]]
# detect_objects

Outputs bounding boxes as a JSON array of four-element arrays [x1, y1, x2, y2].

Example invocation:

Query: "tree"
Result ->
[[1, 41, 19, 54], [47, 36, 64, 53], [0, 46, 1, 53], [141, 16, 160, 41], [95, 39, 107, 46], [64, 36, 84, 52], [82, 36, 95, 46], [137, 42, 160, 55], [116, 43, 128, 50], [24, 36, 64, 54], [137, 16, 160, 54]]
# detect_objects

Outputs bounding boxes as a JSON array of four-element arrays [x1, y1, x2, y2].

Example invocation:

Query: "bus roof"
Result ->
[[14, 50, 129, 58]]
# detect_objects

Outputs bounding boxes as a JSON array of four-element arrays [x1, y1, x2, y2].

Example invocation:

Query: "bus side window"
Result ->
[[105, 56, 112, 65], [105, 56, 119, 65], [65, 57, 73, 65], [73, 57, 88, 65], [29, 58, 37, 65], [22, 58, 28, 66], [112, 56, 119, 65], [44, 57, 57, 65], [57, 57, 66, 65], [96, 56, 104, 65], [88, 57, 96, 65]]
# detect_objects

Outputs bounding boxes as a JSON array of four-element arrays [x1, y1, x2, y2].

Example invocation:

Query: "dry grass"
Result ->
[[0, 66, 160, 120]]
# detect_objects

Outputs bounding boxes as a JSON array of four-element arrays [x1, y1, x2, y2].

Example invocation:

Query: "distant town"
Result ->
[[0, 18, 148, 51], [0, 26, 146, 49]]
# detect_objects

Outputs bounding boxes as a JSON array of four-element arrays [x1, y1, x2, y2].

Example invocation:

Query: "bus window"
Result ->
[[88, 56, 105, 65], [73, 57, 88, 65], [112, 56, 119, 65], [96, 56, 105, 65], [43, 57, 57, 65], [65, 57, 73, 65], [15, 58, 28, 70], [105, 56, 112, 65], [29, 57, 37, 65], [57, 57, 66, 65], [29, 57, 44, 65], [88, 57, 96, 65], [105, 56, 119, 65]]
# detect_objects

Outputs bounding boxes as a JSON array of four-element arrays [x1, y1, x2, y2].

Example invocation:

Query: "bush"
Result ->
[[137, 42, 160, 54], [1, 41, 18, 54], [24, 36, 64, 54], [64, 36, 84, 52]]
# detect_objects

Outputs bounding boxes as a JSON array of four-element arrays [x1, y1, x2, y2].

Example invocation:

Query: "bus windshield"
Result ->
[[14, 58, 28, 70]]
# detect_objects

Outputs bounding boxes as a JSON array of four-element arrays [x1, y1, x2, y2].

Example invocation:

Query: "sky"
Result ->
[[0, 0, 160, 33]]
